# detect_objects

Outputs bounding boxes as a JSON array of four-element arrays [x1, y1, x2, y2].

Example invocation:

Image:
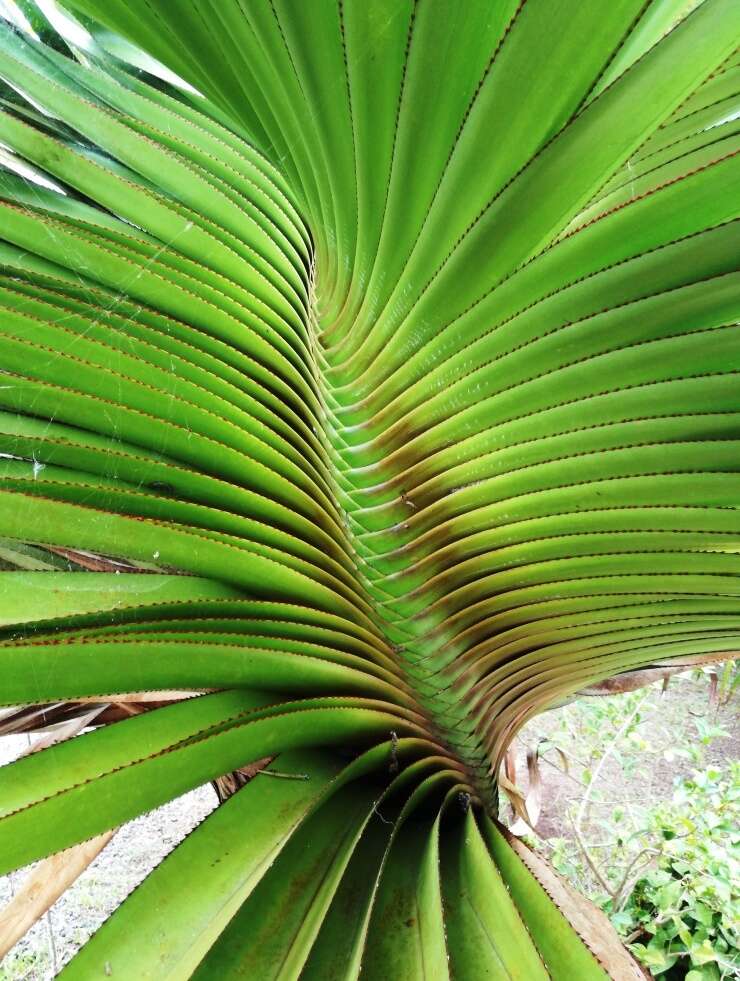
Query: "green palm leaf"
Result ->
[[0, 0, 737, 976]]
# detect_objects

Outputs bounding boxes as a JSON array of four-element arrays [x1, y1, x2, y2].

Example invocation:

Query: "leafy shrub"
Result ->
[[619, 764, 739, 979], [520, 672, 738, 979]]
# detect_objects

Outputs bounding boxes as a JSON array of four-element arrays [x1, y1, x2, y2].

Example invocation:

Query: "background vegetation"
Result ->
[[514, 668, 739, 979]]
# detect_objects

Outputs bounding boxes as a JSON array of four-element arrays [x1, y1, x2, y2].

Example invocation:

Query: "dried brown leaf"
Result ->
[[500, 824, 650, 980], [0, 832, 115, 959]]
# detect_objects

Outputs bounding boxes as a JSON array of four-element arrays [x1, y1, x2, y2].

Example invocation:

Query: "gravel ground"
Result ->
[[0, 735, 217, 980]]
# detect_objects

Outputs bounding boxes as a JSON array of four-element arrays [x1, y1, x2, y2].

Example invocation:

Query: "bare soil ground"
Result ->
[[511, 673, 739, 844]]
